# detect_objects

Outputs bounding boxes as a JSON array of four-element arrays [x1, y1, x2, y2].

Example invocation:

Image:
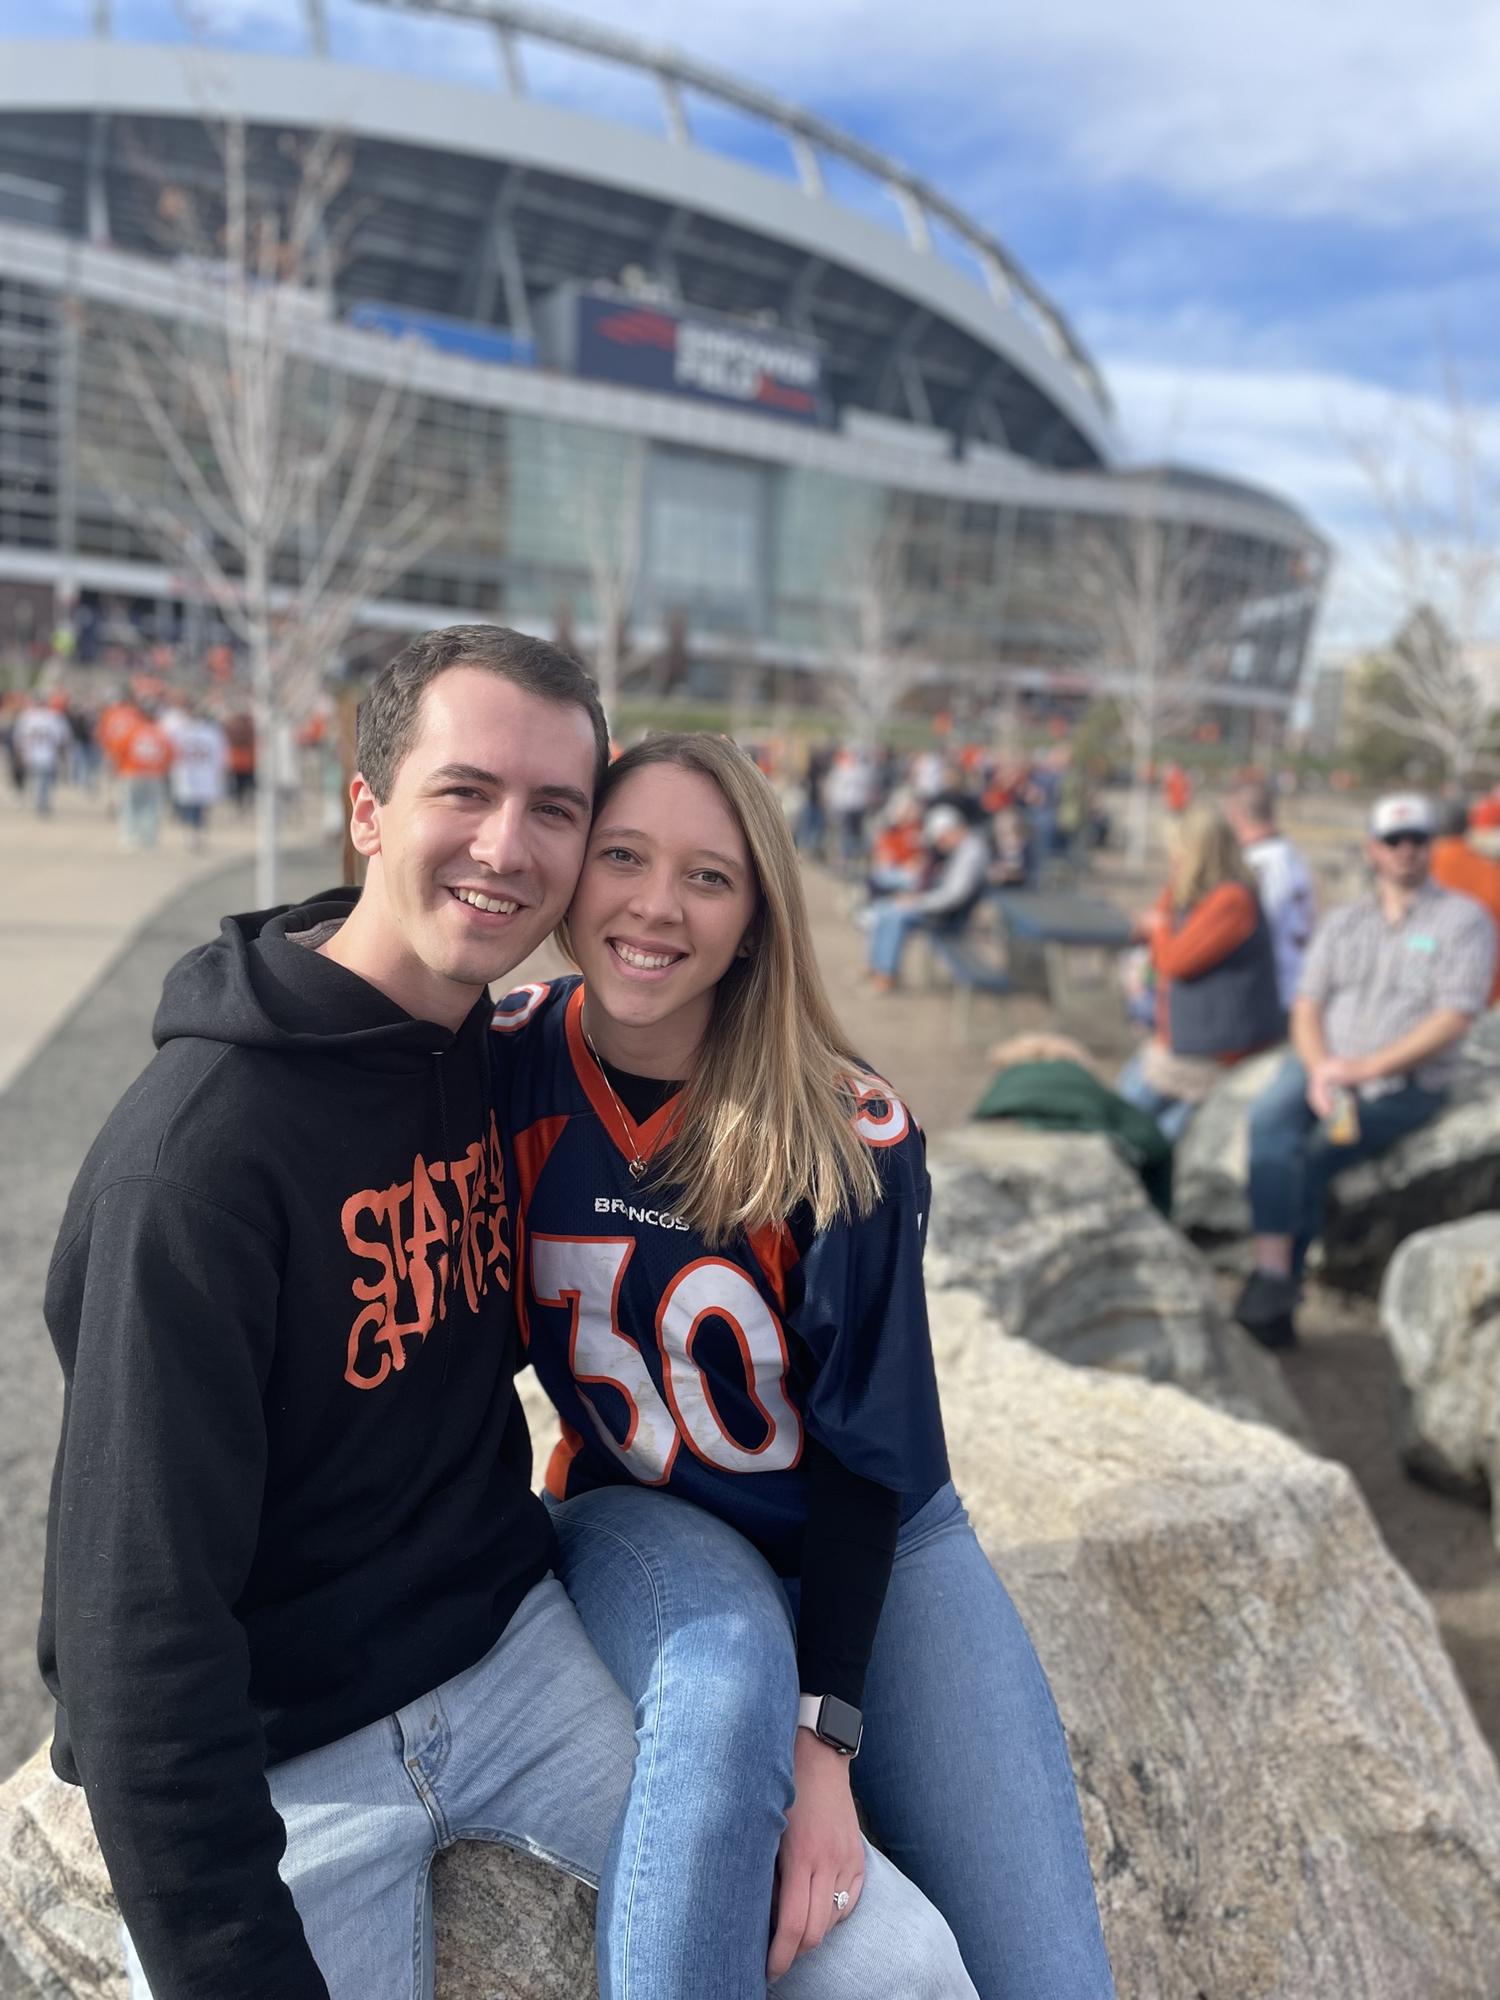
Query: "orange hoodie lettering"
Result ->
[[341, 1112, 512, 1389]]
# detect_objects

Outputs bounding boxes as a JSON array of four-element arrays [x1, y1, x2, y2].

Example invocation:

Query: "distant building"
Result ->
[[0, 0, 1329, 725]]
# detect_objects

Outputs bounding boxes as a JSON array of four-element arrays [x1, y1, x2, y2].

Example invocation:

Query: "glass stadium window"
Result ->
[[644, 453, 765, 620]]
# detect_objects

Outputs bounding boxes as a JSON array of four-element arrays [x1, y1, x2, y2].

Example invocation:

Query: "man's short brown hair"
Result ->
[[357, 625, 609, 802]]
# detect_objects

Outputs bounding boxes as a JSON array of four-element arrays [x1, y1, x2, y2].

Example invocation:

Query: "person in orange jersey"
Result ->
[[116, 703, 175, 849], [1430, 798, 1500, 1005]]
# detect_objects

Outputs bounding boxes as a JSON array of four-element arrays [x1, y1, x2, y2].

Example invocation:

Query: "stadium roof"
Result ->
[[0, 0, 1120, 469]]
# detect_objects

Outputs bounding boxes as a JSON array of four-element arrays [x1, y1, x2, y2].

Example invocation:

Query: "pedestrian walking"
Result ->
[[116, 705, 174, 849], [13, 692, 72, 816]]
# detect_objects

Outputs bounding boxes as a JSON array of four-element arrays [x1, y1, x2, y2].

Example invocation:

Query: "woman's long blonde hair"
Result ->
[[561, 733, 882, 1245], [1169, 803, 1255, 913]]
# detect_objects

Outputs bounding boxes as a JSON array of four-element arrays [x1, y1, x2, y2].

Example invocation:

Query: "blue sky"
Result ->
[[7, 0, 1497, 647]]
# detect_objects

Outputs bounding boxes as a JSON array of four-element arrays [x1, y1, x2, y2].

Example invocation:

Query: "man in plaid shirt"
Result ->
[[1235, 792, 1496, 1349]]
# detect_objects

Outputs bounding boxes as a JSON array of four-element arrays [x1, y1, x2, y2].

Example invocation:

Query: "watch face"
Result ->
[[819, 1695, 864, 1755]]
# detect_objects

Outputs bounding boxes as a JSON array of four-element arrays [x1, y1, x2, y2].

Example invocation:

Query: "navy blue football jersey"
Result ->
[[490, 975, 948, 1571]]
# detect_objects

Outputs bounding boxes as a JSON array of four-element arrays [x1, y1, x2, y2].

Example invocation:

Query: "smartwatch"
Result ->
[[797, 1692, 863, 1757]]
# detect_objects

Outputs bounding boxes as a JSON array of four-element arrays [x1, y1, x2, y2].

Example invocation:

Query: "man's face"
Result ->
[[351, 666, 596, 1008], [1367, 829, 1432, 893]]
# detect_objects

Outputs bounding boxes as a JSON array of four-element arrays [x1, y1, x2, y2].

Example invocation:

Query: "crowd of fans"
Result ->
[[776, 732, 1500, 1354], [0, 674, 336, 851]]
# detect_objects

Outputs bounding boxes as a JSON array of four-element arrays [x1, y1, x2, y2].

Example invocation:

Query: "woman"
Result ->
[[491, 733, 1115, 1999], [1116, 802, 1284, 1142]]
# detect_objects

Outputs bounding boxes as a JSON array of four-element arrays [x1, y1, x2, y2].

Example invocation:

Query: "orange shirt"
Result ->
[[96, 702, 142, 770], [1431, 837, 1500, 1003], [116, 720, 174, 779], [873, 822, 922, 871]]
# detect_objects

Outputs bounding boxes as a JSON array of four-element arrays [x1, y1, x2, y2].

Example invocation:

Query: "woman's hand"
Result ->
[[766, 1732, 865, 1979]]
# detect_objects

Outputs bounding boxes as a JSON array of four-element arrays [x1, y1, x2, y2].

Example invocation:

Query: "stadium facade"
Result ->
[[0, 0, 1329, 730]]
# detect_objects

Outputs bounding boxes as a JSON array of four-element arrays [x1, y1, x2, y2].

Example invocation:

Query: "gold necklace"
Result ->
[[582, 1022, 656, 1181]]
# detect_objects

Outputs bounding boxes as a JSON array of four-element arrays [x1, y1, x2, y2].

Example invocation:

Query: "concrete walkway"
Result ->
[[0, 784, 301, 1095], [0, 792, 341, 1793]]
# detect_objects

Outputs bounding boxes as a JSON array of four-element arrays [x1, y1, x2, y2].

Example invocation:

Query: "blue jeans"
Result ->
[[129, 1565, 980, 2000], [1247, 1055, 1445, 1277], [120, 775, 164, 848], [1114, 1045, 1197, 1145], [866, 903, 929, 981], [552, 1482, 1115, 2000]]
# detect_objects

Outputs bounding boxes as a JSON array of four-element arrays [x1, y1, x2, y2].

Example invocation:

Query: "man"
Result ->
[[1234, 792, 1495, 1350], [115, 699, 175, 849], [865, 803, 990, 993], [166, 699, 229, 852], [40, 625, 971, 2000], [1224, 779, 1316, 1009], [12, 690, 72, 815], [1430, 797, 1500, 1004]]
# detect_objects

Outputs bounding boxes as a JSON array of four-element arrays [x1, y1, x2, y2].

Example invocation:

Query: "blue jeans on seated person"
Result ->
[[1114, 1044, 1197, 1145], [121, 1569, 955, 2000], [1247, 1055, 1446, 1279], [866, 902, 933, 981], [549, 1481, 1116, 2000]]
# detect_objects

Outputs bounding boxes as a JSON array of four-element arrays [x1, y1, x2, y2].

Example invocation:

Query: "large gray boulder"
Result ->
[[925, 1122, 1307, 1438], [0, 1754, 596, 2000], [1378, 1214, 1500, 1540], [7, 1334, 1500, 2000], [948, 1327, 1500, 2000], [1170, 1046, 1284, 1247]]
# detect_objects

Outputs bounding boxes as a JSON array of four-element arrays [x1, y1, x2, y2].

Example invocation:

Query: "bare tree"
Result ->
[[824, 503, 927, 742], [1341, 368, 1500, 786], [575, 446, 646, 725], [84, 120, 479, 902], [1061, 487, 1225, 864]]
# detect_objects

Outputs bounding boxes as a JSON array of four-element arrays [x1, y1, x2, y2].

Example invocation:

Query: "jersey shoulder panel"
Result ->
[[490, 971, 580, 1038]]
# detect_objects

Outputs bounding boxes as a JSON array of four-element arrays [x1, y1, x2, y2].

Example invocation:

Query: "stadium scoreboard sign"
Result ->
[[541, 286, 827, 427]]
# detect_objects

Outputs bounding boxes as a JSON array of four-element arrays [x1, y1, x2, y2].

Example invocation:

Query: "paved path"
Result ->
[[0, 811, 341, 1785]]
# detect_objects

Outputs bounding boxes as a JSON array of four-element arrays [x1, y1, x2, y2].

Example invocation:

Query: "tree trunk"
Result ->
[[247, 547, 280, 909]]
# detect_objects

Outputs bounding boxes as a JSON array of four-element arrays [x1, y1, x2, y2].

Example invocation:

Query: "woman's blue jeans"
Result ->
[[550, 1481, 1116, 2000], [1114, 1045, 1197, 1144]]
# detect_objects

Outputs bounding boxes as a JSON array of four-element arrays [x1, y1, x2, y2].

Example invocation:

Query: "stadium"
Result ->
[[0, 0, 1329, 734]]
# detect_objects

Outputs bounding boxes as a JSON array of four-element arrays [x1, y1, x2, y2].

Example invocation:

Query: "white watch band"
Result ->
[[797, 1694, 825, 1735]]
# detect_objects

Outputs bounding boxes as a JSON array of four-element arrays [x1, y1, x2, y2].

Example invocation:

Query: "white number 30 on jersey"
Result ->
[[530, 1237, 804, 1484]]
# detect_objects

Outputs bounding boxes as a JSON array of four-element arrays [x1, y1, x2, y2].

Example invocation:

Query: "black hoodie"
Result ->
[[38, 890, 553, 2000]]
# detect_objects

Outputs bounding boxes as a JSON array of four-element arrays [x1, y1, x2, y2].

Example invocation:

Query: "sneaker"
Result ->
[[1233, 1270, 1299, 1350]]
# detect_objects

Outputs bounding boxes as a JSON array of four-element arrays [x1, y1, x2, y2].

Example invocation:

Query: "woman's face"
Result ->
[[569, 763, 758, 1061]]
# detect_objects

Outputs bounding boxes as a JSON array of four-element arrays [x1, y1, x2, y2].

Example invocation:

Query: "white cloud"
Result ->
[[142, 1, 1500, 234], [1102, 356, 1500, 648]]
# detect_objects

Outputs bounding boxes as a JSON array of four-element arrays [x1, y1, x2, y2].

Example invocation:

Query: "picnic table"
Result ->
[[990, 890, 1135, 1025]]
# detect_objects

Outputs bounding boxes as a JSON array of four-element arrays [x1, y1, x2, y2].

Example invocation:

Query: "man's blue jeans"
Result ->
[[123, 1571, 973, 2000], [1247, 1055, 1445, 1278], [866, 903, 929, 981], [551, 1482, 1116, 2000]]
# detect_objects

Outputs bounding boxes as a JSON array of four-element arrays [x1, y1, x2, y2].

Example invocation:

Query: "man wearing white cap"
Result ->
[[864, 802, 990, 993], [1235, 792, 1496, 1348]]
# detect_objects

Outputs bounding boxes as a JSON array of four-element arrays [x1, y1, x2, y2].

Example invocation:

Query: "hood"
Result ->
[[152, 886, 476, 1071]]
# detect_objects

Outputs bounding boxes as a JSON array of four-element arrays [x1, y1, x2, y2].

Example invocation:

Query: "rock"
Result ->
[[8, 1333, 1499, 2000], [945, 1320, 1500, 2000], [1378, 1215, 1500, 1532], [925, 1122, 1308, 1439], [0, 1751, 599, 2000], [1322, 1085, 1500, 1293], [1170, 1046, 1285, 1247]]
